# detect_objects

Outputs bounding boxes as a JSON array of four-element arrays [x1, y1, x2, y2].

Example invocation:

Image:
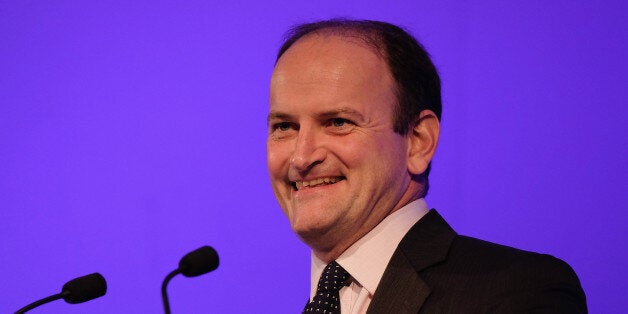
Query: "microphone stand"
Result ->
[[15, 291, 69, 314], [161, 269, 182, 314], [160, 245, 218, 313]]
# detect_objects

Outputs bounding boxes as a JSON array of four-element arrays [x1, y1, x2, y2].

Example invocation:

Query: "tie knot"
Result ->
[[317, 261, 350, 292]]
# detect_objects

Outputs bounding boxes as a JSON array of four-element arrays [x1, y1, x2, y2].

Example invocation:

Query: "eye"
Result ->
[[274, 122, 292, 131], [278, 122, 290, 131], [331, 118, 349, 127]]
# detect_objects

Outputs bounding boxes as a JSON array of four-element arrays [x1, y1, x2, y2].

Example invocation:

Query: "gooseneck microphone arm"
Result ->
[[161, 245, 219, 314], [15, 272, 106, 314], [15, 291, 68, 314], [161, 269, 181, 314]]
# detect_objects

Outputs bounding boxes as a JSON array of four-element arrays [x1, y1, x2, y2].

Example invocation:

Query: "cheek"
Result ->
[[266, 142, 290, 179], [353, 136, 408, 176], [341, 135, 405, 163], [325, 142, 372, 173]]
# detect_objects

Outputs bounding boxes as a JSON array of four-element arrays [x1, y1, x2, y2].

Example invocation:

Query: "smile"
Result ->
[[292, 177, 345, 190]]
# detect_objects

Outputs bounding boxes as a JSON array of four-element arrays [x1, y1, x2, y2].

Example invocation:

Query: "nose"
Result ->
[[290, 127, 326, 172]]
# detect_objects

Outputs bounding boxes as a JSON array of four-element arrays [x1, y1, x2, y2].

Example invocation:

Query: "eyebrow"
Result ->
[[267, 107, 365, 123], [318, 108, 365, 121], [267, 111, 292, 124]]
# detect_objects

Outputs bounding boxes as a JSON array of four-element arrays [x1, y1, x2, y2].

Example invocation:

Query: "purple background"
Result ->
[[2, 1, 626, 313]]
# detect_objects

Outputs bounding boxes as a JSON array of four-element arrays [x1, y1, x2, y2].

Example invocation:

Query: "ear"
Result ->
[[407, 110, 440, 175]]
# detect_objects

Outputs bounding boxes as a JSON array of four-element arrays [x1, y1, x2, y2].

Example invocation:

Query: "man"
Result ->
[[266, 19, 586, 313]]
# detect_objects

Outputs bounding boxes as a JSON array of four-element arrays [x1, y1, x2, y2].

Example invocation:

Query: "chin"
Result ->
[[293, 221, 341, 250], [298, 233, 337, 254]]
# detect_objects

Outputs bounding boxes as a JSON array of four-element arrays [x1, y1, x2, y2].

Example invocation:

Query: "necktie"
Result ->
[[303, 261, 350, 314]]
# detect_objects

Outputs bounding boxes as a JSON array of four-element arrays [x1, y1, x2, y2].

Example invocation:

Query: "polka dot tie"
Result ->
[[303, 261, 350, 314]]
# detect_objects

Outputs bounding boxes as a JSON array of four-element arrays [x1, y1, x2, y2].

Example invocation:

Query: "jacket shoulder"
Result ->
[[420, 235, 587, 313]]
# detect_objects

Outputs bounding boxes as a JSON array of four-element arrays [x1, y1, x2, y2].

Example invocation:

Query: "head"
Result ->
[[267, 19, 441, 261]]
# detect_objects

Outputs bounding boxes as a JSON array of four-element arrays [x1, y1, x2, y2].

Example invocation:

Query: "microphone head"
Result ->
[[179, 245, 219, 277], [61, 272, 107, 304]]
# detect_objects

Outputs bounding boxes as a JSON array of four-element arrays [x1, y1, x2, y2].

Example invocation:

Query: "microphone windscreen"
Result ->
[[179, 246, 219, 277], [61, 273, 107, 304]]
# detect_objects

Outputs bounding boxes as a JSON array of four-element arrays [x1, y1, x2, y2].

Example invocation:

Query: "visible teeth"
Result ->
[[294, 177, 342, 190]]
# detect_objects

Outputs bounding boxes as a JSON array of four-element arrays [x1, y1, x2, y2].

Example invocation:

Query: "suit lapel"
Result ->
[[367, 210, 456, 314], [366, 248, 431, 314]]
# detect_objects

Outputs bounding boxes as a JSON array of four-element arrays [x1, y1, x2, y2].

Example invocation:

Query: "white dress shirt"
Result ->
[[310, 199, 429, 314]]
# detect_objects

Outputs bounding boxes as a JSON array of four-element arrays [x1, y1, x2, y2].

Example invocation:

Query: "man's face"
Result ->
[[267, 34, 415, 258]]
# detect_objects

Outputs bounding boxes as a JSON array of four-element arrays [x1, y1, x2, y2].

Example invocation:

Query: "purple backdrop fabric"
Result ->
[[1, 1, 626, 312]]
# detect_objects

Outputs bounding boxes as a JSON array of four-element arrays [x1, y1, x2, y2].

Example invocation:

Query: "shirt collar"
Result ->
[[310, 199, 429, 298]]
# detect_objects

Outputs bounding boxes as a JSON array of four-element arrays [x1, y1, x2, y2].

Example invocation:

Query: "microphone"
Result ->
[[161, 246, 219, 314], [15, 272, 107, 313]]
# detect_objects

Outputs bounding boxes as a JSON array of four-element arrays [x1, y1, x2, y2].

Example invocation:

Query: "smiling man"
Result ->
[[267, 19, 586, 314]]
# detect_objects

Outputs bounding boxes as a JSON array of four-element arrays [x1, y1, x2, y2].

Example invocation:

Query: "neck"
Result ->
[[309, 180, 425, 263]]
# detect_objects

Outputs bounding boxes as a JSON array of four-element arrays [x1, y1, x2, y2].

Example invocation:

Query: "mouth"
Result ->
[[291, 176, 345, 191]]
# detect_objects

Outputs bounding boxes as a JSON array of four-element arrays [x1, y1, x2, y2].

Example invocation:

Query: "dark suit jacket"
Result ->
[[366, 210, 587, 313]]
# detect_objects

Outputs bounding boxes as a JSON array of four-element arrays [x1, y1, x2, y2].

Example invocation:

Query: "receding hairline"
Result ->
[[276, 26, 389, 65]]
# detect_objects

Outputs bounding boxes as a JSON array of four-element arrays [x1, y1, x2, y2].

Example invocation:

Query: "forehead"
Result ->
[[273, 33, 388, 80], [270, 34, 396, 112], [280, 30, 386, 64]]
